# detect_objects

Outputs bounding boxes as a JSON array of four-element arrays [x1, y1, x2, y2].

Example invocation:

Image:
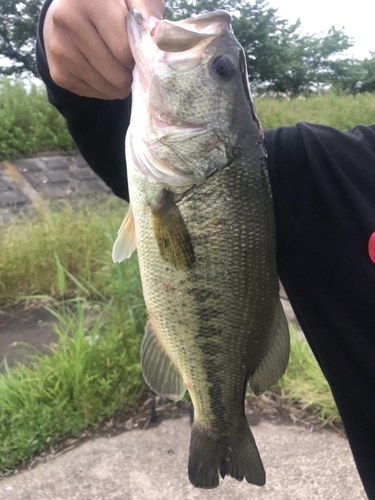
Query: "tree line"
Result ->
[[1, 0, 374, 97]]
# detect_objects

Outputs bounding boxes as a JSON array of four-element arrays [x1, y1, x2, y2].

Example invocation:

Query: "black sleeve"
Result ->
[[36, 0, 130, 201], [264, 122, 375, 292], [265, 123, 375, 497], [264, 122, 375, 359]]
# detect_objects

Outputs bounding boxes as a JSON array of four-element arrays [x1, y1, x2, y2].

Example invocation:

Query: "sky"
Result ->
[[268, 0, 375, 59]]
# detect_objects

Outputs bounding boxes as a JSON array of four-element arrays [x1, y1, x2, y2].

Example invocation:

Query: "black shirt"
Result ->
[[37, 3, 375, 496]]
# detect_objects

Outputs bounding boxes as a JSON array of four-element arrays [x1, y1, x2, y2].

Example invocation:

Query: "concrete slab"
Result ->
[[0, 417, 366, 500], [0, 155, 112, 222]]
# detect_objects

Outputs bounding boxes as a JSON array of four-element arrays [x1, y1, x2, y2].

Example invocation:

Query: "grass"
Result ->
[[0, 202, 148, 473], [0, 198, 127, 306], [0, 77, 374, 162], [276, 327, 338, 425], [255, 92, 375, 130]]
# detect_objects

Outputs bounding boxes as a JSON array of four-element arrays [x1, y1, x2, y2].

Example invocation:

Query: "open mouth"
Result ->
[[127, 9, 231, 53]]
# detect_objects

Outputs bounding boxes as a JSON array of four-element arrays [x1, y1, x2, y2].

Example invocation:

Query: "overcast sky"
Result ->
[[269, 0, 375, 59]]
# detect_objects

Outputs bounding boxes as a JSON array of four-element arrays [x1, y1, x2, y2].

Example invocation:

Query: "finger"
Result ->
[[70, 55, 133, 99], [86, 0, 134, 69], [69, 19, 134, 93], [50, 62, 132, 100], [48, 35, 133, 99], [53, 61, 132, 100], [64, 74, 128, 100], [49, 6, 133, 97]]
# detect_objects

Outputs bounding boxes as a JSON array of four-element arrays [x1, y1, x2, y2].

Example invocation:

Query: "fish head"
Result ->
[[127, 10, 260, 189]]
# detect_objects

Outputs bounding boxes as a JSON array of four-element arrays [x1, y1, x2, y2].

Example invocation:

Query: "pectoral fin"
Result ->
[[112, 204, 137, 263], [249, 301, 290, 396], [150, 190, 195, 270], [141, 321, 186, 401]]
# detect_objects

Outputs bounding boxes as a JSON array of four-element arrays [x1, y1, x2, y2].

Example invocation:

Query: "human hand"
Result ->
[[43, 0, 165, 99]]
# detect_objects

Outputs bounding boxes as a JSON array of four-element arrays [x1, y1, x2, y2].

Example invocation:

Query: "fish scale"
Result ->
[[113, 8, 290, 489]]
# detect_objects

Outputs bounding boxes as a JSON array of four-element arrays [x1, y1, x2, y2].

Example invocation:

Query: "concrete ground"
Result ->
[[0, 416, 366, 500]]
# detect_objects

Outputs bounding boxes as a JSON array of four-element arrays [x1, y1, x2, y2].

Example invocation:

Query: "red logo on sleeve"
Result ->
[[369, 232, 375, 264]]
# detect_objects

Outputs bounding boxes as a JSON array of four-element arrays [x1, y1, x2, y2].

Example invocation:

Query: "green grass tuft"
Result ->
[[0, 198, 127, 306], [277, 326, 339, 424], [0, 199, 151, 473]]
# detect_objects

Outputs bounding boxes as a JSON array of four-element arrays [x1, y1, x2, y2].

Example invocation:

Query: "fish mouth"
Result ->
[[126, 10, 159, 59], [127, 9, 233, 135], [127, 10, 236, 138], [127, 9, 233, 59]]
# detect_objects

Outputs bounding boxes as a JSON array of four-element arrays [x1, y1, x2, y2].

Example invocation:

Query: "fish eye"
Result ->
[[212, 55, 236, 80]]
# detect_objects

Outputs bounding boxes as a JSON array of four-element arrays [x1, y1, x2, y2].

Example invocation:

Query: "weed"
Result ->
[[0, 77, 373, 160]]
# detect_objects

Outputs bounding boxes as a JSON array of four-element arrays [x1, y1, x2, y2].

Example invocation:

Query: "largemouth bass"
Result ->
[[113, 9, 290, 489]]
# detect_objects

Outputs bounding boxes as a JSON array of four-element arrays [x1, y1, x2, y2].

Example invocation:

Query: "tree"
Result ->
[[265, 27, 353, 96], [166, 0, 353, 96], [329, 58, 367, 95], [329, 54, 375, 95], [0, 0, 368, 98], [0, 0, 43, 77], [165, 0, 300, 91]]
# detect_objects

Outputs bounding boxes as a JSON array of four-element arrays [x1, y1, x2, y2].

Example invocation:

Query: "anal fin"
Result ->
[[249, 300, 290, 396], [141, 321, 186, 401]]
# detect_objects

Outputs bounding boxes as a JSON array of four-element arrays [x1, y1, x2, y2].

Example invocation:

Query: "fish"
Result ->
[[113, 9, 290, 489]]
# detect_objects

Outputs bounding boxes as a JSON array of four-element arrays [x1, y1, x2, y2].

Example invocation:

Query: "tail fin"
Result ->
[[188, 417, 265, 489]]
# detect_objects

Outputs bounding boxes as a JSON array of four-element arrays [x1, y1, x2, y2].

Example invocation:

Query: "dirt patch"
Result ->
[[0, 305, 58, 369]]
